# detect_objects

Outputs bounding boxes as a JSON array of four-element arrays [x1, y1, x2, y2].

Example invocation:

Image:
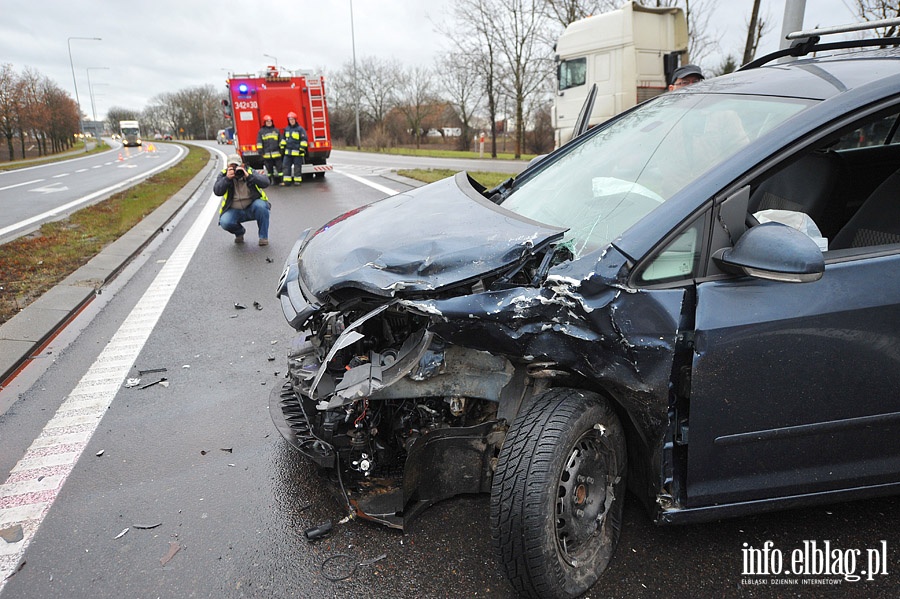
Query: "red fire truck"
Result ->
[[223, 66, 333, 179]]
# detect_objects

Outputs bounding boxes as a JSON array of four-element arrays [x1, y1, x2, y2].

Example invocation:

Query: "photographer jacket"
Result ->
[[214, 167, 270, 213]]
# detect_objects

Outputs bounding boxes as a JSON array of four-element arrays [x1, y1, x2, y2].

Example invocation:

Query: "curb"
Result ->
[[0, 148, 218, 387]]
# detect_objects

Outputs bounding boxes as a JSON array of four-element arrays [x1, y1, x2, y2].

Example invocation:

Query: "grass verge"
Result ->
[[0, 144, 209, 326], [335, 145, 535, 162], [397, 168, 512, 189]]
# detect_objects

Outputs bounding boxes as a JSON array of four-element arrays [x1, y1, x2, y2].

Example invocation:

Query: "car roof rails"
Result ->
[[739, 16, 900, 70]]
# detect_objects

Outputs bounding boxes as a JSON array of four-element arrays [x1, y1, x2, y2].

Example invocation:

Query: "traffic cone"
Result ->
[[118, 153, 123, 161]]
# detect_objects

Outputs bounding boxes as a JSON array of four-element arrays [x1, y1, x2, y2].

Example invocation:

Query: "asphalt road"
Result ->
[[0, 147, 897, 598], [0, 139, 186, 244]]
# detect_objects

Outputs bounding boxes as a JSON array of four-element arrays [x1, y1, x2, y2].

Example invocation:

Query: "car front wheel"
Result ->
[[491, 388, 627, 599]]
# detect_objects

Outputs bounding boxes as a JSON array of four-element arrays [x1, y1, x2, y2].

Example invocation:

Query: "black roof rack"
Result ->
[[739, 17, 900, 70]]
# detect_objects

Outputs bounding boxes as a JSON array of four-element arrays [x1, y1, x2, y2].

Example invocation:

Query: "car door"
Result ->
[[686, 248, 900, 507]]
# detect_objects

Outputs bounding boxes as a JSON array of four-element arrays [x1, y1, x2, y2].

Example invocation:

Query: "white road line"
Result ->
[[0, 189, 219, 591], [0, 179, 45, 192], [334, 169, 401, 196], [0, 145, 187, 240], [51, 173, 69, 178]]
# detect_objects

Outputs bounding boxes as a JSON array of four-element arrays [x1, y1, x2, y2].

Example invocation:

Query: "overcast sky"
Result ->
[[1, 0, 859, 120]]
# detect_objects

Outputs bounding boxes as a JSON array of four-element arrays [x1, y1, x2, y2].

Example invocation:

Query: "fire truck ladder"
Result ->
[[306, 77, 328, 142]]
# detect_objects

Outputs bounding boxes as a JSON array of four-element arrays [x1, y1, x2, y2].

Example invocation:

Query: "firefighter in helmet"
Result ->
[[256, 115, 283, 184], [279, 111, 309, 186]]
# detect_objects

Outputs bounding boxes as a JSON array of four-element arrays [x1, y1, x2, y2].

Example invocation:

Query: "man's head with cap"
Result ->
[[226, 153, 242, 166], [669, 64, 704, 91]]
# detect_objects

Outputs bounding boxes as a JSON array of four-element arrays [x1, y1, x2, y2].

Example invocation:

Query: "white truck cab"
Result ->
[[553, 1, 688, 147]]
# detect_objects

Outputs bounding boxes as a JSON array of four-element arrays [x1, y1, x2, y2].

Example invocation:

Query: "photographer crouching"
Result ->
[[214, 154, 271, 246]]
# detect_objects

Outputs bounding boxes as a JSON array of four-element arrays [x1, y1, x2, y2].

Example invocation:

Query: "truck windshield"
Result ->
[[122, 127, 139, 135], [501, 93, 813, 258]]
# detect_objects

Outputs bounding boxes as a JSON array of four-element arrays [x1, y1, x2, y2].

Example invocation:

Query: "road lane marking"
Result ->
[[0, 145, 186, 241], [51, 173, 69, 178], [334, 169, 400, 196], [0, 179, 45, 192], [28, 183, 68, 194], [0, 189, 219, 590]]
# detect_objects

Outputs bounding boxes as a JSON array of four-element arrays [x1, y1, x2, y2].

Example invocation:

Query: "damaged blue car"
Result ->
[[271, 26, 900, 599]]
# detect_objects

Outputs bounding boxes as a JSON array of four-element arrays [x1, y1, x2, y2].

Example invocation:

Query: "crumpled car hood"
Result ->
[[298, 172, 566, 300]]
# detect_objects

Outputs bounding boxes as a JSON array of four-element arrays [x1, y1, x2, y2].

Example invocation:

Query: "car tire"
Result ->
[[491, 388, 626, 599]]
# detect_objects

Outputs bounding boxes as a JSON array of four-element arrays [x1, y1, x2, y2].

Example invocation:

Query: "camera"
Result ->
[[233, 167, 245, 179]]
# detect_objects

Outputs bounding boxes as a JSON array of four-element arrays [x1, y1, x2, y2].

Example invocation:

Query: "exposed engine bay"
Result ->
[[271, 299, 543, 528]]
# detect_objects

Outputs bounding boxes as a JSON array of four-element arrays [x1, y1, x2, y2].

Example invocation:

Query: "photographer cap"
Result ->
[[226, 154, 242, 166]]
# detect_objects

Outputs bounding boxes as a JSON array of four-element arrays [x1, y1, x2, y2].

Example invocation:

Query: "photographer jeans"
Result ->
[[219, 198, 270, 239]]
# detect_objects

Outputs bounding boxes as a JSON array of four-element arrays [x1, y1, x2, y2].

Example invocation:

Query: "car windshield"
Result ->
[[501, 93, 813, 258]]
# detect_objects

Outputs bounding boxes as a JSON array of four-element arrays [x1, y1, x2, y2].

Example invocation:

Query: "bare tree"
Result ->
[[854, 0, 900, 36], [542, 0, 618, 27], [325, 62, 372, 146], [742, 0, 766, 65], [444, 0, 505, 157], [0, 63, 18, 160], [355, 56, 402, 142], [19, 68, 52, 155], [494, 0, 551, 158], [437, 52, 484, 151], [394, 65, 439, 149]]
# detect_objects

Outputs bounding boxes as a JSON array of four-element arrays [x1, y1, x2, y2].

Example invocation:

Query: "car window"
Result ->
[[832, 112, 900, 149], [500, 93, 812, 259], [636, 217, 706, 284]]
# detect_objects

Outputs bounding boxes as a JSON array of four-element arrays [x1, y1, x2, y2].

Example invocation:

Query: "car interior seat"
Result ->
[[830, 167, 900, 250], [748, 150, 848, 239]]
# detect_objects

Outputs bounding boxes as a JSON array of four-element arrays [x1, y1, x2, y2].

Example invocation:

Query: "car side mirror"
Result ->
[[712, 222, 824, 283]]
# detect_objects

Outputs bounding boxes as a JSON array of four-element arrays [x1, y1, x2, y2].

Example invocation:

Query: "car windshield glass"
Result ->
[[501, 93, 813, 258]]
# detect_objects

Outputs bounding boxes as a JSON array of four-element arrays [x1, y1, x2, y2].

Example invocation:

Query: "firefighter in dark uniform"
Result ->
[[279, 111, 308, 186], [256, 114, 283, 183]]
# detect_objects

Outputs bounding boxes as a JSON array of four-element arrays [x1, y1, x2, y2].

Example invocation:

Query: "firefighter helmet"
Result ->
[[287, 111, 297, 120], [263, 114, 273, 122]]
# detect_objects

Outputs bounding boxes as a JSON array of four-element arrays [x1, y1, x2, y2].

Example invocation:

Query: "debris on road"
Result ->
[[96, 450, 105, 457], [0, 524, 24, 543], [114, 528, 129, 540], [321, 552, 387, 581], [159, 541, 181, 566], [303, 520, 332, 541], [138, 367, 167, 375], [133, 522, 162, 530], [124, 378, 141, 388], [139, 378, 167, 390], [253, 301, 263, 310], [234, 302, 246, 310]]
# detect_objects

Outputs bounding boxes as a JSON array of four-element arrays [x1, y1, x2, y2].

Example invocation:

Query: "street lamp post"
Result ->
[[350, 0, 361, 149], [263, 53, 278, 68], [67, 36, 101, 151], [86, 67, 109, 122]]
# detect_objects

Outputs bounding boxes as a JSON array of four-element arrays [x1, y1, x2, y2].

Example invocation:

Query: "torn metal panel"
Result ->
[[405, 245, 686, 488]]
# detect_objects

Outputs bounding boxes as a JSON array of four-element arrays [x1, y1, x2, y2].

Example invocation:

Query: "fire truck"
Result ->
[[223, 66, 333, 179]]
